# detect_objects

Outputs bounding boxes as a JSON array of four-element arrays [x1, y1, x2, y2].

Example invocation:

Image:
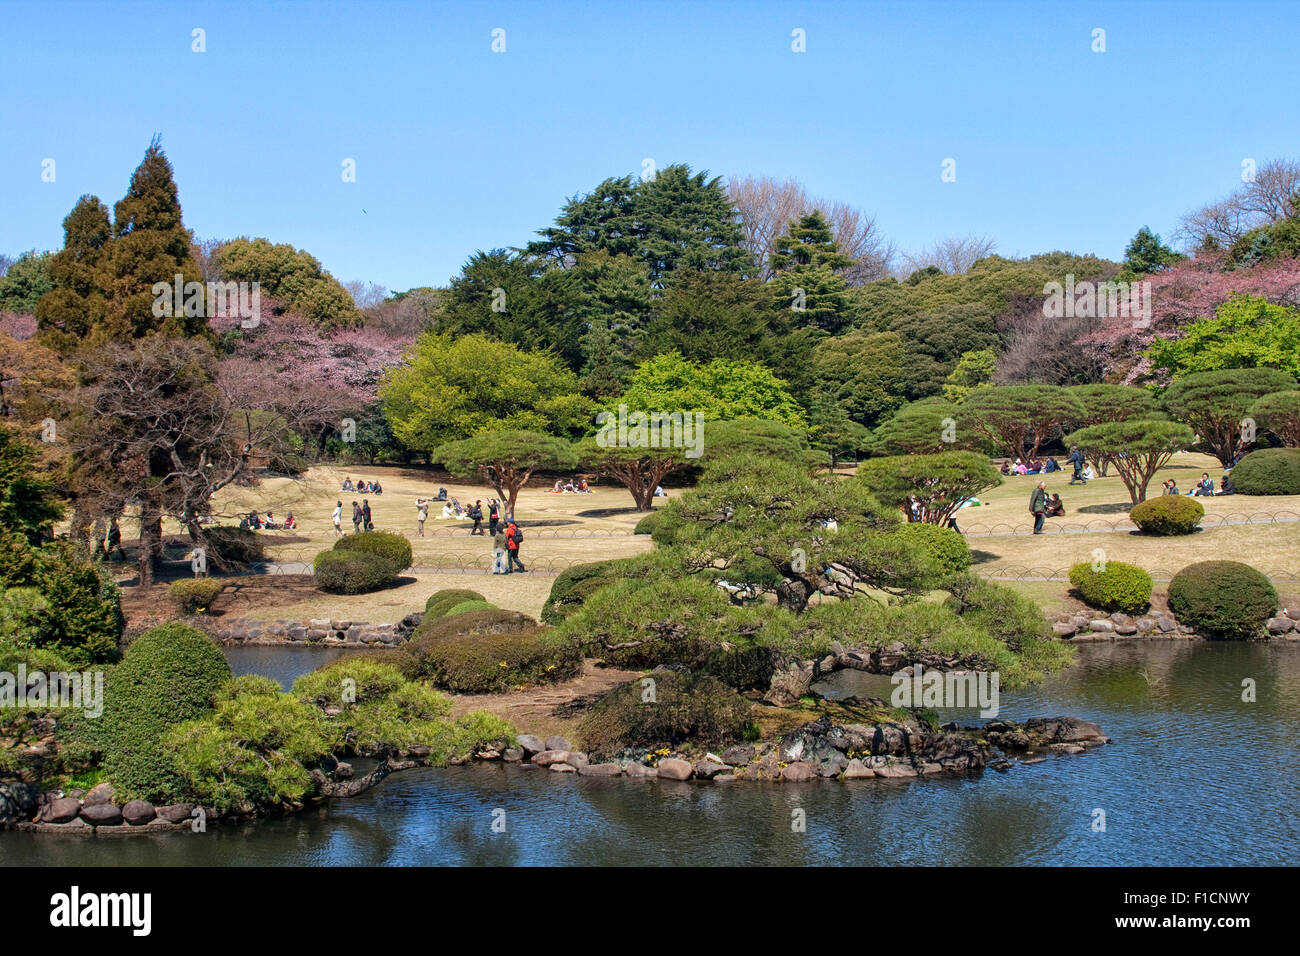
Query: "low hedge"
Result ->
[[578, 670, 754, 759], [168, 578, 225, 614], [444, 599, 495, 616], [1067, 561, 1152, 614], [99, 622, 231, 802], [395, 608, 580, 693], [1129, 495, 1204, 535], [313, 549, 396, 594], [333, 531, 413, 576], [1167, 560, 1277, 639], [425, 588, 487, 617], [633, 511, 661, 535], [1228, 448, 1300, 496], [540, 559, 629, 625]]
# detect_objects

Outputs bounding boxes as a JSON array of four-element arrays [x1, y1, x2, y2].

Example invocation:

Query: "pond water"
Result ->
[[5, 642, 1297, 866]]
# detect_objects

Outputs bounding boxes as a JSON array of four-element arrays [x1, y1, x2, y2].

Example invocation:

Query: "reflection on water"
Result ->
[[5, 643, 1298, 866], [222, 645, 352, 689]]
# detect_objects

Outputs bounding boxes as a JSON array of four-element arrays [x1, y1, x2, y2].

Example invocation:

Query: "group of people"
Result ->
[[1168, 472, 1235, 497], [1001, 457, 1061, 476], [340, 478, 383, 495], [240, 510, 297, 531], [549, 477, 591, 494], [491, 519, 526, 573], [417, 496, 504, 536], [331, 499, 373, 534], [1028, 482, 1066, 533]]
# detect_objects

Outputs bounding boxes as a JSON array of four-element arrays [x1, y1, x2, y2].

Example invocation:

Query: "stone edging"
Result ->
[[199, 613, 424, 646], [1051, 607, 1300, 642]]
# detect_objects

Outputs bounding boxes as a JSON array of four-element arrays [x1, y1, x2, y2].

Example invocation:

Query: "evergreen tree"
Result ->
[[34, 196, 112, 353], [769, 211, 852, 333], [1123, 226, 1183, 275]]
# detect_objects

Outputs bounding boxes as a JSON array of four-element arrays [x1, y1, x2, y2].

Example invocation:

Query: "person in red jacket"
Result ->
[[506, 521, 526, 573]]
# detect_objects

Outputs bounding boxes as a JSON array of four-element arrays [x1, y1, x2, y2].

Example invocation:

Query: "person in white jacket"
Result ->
[[332, 500, 343, 535]]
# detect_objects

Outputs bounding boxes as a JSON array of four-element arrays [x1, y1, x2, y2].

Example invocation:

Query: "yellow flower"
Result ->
[[499, 661, 508, 668]]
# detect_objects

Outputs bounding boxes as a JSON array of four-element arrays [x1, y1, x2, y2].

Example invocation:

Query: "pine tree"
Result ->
[[34, 196, 112, 353], [769, 211, 852, 334]]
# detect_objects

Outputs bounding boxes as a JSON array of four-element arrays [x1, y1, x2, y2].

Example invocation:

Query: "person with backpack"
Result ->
[[506, 520, 525, 573], [1067, 446, 1087, 485], [469, 499, 484, 535], [488, 499, 500, 536], [1030, 481, 1049, 534], [352, 501, 363, 534], [361, 499, 373, 532]]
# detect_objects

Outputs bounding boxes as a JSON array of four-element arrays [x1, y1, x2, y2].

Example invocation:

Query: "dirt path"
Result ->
[[447, 659, 644, 740]]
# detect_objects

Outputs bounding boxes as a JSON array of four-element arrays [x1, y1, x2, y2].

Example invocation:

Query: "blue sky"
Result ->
[[3, 0, 1298, 293]]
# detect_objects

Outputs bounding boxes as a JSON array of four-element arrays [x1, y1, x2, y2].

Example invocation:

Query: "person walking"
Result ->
[[332, 501, 343, 535], [488, 499, 500, 536], [470, 499, 484, 535], [492, 524, 509, 574], [416, 497, 428, 536], [106, 519, 125, 560], [351, 501, 362, 534], [1030, 481, 1049, 535], [506, 520, 526, 573], [361, 499, 373, 532], [1067, 446, 1087, 485]]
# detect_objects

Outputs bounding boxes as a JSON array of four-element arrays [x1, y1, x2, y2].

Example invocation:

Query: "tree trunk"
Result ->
[[776, 578, 811, 613], [137, 499, 163, 587]]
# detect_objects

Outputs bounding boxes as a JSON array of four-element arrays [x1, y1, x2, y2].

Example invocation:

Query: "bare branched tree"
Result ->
[[727, 174, 893, 283], [1176, 158, 1300, 249], [899, 235, 997, 276]]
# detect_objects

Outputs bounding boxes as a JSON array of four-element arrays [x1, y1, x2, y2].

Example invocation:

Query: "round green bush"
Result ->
[[1167, 561, 1278, 639], [313, 549, 395, 594], [444, 599, 495, 616], [100, 622, 231, 802], [1228, 448, 1300, 496], [424, 588, 486, 617], [333, 530, 413, 575], [633, 511, 661, 535], [396, 608, 580, 692], [540, 559, 629, 625], [203, 526, 265, 564], [1067, 560, 1153, 614], [168, 578, 224, 614], [892, 522, 972, 582], [1129, 495, 1205, 535]]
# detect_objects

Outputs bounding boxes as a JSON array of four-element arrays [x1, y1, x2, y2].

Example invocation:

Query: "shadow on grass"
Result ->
[[1077, 502, 1134, 515]]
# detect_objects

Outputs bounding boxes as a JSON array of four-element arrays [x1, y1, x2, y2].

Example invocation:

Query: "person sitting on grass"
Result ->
[[341, 478, 354, 492], [1000, 460, 1012, 476], [1193, 473, 1215, 496], [552, 480, 564, 493], [1166, 479, 1180, 495], [1044, 457, 1061, 473], [1218, 474, 1235, 495], [578, 478, 590, 493], [372, 481, 383, 495], [284, 513, 297, 530], [1047, 493, 1065, 517]]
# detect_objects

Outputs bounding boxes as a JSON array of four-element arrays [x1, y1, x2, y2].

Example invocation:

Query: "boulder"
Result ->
[[1156, 615, 1178, 633], [693, 761, 732, 780], [81, 803, 123, 826], [780, 762, 816, 782], [83, 782, 116, 807], [1135, 617, 1157, 632], [43, 797, 82, 824], [1286, 607, 1300, 621], [1024, 716, 1104, 743], [549, 763, 577, 773], [720, 745, 755, 766], [656, 758, 693, 780], [579, 762, 623, 776], [155, 803, 196, 824], [763, 660, 814, 707], [502, 748, 524, 763], [1266, 617, 1295, 635], [1052, 622, 1078, 637], [122, 800, 156, 826], [1114, 623, 1139, 635], [532, 750, 569, 767], [1089, 620, 1114, 632], [566, 751, 590, 770], [842, 758, 877, 779], [515, 734, 546, 755], [874, 763, 917, 778], [1109, 612, 1132, 626], [544, 735, 572, 752], [624, 761, 657, 778]]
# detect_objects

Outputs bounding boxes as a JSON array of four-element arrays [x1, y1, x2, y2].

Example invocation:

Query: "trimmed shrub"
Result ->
[[396, 608, 580, 692], [444, 599, 495, 616], [892, 522, 972, 583], [334, 530, 413, 576], [1068, 561, 1153, 614], [313, 549, 395, 594], [203, 526, 265, 564], [1129, 495, 1205, 535], [633, 511, 661, 535], [541, 559, 629, 625], [99, 622, 231, 802], [578, 670, 754, 759], [424, 588, 486, 617], [1228, 448, 1300, 496], [293, 657, 409, 707], [1168, 561, 1278, 639], [168, 578, 224, 614]]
